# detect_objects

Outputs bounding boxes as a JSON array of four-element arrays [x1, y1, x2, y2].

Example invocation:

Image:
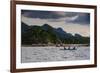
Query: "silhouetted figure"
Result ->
[[64, 46, 66, 50], [73, 47, 76, 50], [68, 46, 70, 50]]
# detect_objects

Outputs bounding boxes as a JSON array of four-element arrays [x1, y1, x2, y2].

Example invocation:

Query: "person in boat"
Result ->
[[68, 46, 70, 50], [64, 46, 66, 50], [73, 46, 76, 50]]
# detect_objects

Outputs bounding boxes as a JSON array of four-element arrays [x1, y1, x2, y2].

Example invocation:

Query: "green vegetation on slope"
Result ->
[[21, 22, 90, 45]]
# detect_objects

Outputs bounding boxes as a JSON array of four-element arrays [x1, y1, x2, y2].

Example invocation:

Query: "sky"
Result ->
[[21, 10, 90, 37]]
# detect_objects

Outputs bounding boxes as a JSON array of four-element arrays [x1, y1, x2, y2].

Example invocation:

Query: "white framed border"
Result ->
[[16, 4, 95, 69]]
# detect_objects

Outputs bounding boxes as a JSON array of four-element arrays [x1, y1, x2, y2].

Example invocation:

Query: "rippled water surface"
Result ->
[[21, 46, 90, 63]]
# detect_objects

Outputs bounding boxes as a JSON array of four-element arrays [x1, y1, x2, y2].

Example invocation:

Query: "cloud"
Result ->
[[47, 15, 79, 22], [21, 10, 64, 19], [70, 13, 90, 24], [21, 10, 90, 25]]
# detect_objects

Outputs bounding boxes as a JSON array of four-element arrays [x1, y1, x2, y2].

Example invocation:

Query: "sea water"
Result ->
[[21, 46, 90, 63]]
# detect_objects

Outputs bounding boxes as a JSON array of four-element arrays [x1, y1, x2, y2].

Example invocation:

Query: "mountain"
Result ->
[[42, 24, 73, 39], [21, 22, 90, 45], [42, 23, 53, 30], [21, 22, 29, 33], [54, 27, 73, 39]]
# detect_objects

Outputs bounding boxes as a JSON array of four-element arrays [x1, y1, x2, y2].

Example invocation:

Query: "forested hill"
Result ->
[[21, 22, 90, 45]]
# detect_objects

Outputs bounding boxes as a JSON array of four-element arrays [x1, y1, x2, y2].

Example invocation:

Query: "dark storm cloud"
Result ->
[[21, 10, 90, 25], [70, 13, 90, 24], [21, 10, 64, 19]]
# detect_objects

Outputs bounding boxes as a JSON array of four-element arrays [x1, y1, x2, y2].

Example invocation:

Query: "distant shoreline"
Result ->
[[22, 44, 89, 47]]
